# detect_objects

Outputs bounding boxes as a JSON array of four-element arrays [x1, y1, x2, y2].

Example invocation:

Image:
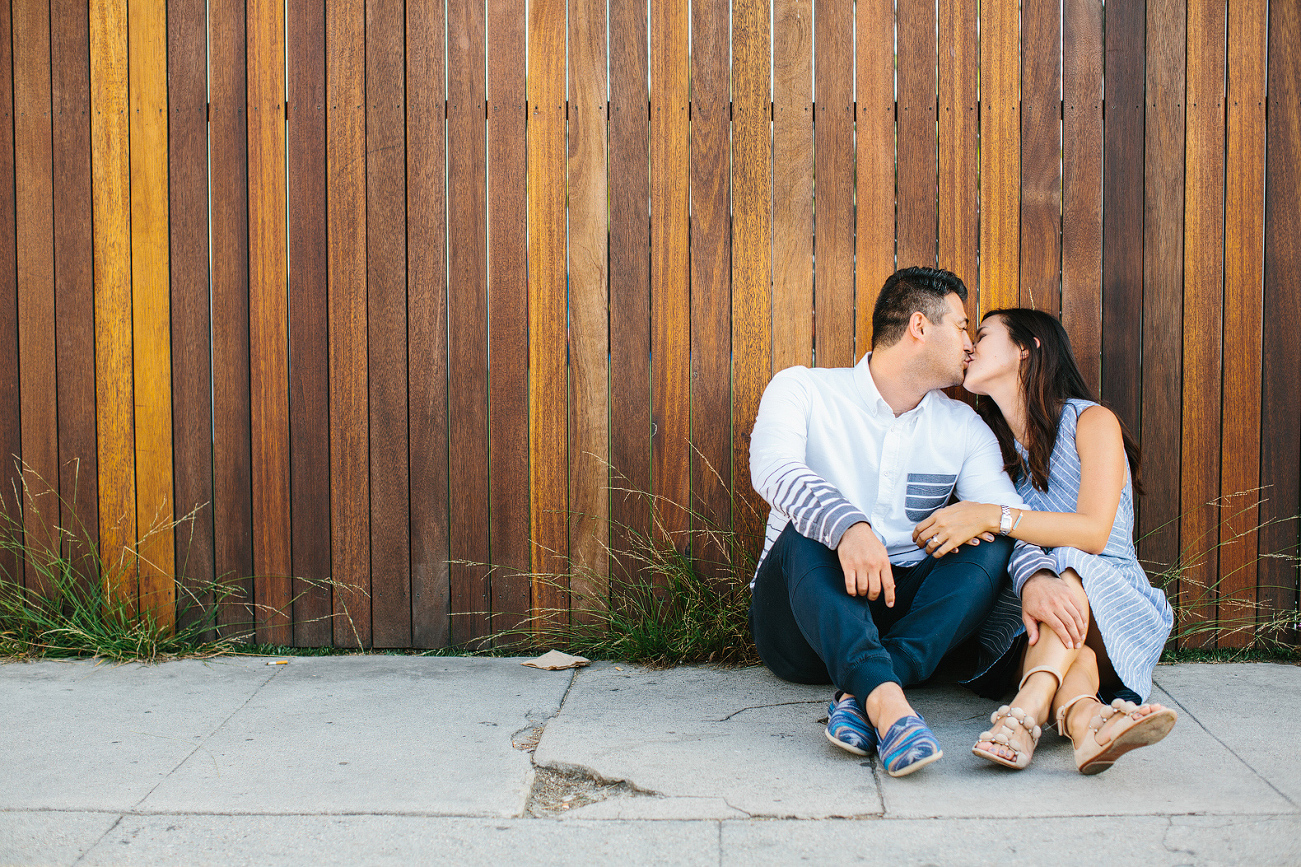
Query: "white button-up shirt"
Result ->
[[749, 353, 1056, 591]]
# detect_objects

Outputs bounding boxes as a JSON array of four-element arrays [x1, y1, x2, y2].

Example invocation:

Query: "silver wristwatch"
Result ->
[[998, 504, 1014, 536]]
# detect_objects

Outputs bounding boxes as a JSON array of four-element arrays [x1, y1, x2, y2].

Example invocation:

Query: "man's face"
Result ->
[[924, 293, 973, 388]]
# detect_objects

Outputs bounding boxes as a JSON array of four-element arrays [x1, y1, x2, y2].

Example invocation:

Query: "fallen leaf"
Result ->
[[521, 650, 591, 670]]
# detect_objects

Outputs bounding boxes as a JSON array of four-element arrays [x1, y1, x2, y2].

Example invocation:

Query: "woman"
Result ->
[[912, 308, 1176, 774]]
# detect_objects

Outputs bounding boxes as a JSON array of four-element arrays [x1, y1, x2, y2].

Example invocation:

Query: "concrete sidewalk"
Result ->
[[2, 656, 1298, 866]]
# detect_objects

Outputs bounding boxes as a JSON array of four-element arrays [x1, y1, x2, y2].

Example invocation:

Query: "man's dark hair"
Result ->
[[870, 267, 969, 349]]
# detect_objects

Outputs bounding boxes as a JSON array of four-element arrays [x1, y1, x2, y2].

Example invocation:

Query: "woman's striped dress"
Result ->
[[965, 399, 1174, 702]]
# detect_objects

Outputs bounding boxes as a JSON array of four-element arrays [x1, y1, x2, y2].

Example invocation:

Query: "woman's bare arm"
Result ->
[[913, 406, 1127, 556]]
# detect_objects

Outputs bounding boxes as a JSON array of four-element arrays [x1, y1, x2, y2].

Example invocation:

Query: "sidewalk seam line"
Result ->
[[127, 664, 286, 811], [1156, 679, 1299, 811], [70, 813, 123, 866]]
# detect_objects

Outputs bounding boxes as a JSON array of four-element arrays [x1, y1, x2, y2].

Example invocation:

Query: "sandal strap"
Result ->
[[985, 705, 1042, 747], [1018, 664, 1067, 693], [1054, 693, 1102, 748]]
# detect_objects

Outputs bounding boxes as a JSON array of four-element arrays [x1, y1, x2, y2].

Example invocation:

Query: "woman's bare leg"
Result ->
[[975, 569, 1089, 763], [1055, 625, 1172, 751]]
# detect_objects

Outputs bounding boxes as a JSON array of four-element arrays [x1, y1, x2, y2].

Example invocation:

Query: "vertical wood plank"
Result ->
[[1259, 0, 1301, 638], [607, 0, 652, 592], [938, 0, 978, 309], [689, 0, 731, 578], [488, 0, 530, 634], [407, 0, 450, 648], [13, 0, 60, 592], [895, 0, 936, 270], [0, 0, 17, 587], [367, 0, 410, 647], [568, 0, 610, 615], [650, 0, 690, 545], [732, 0, 772, 550], [1019, 0, 1062, 313], [528, 0, 569, 623], [51, 0, 100, 585], [1137, 0, 1185, 584], [772, 0, 813, 369], [168, 0, 214, 633], [1062, 0, 1104, 394], [90, 0, 137, 612], [326, 0, 371, 646], [129, 0, 175, 627], [210, 0, 253, 634], [1217, 0, 1268, 647], [447, 0, 490, 643], [977, 0, 1019, 316], [1180, 0, 1227, 646], [247, 0, 290, 643], [1100, 0, 1145, 435], [288, 0, 332, 644], [813, 0, 854, 367]]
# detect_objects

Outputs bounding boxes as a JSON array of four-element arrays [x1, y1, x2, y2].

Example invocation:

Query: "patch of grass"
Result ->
[[0, 463, 360, 663], [1146, 489, 1300, 654], [487, 471, 763, 668]]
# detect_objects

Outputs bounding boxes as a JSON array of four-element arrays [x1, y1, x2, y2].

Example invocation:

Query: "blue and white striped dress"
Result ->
[[966, 399, 1173, 701]]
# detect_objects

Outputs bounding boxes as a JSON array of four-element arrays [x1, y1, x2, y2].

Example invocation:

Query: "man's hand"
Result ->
[[837, 522, 895, 605], [1020, 571, 1088, 648]]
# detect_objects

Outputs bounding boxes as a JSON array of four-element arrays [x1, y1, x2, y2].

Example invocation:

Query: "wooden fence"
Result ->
[[1, 0, 1297, 649]]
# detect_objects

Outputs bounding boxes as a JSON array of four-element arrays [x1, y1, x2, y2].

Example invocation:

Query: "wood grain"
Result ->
[[406, 0, 449, 648], [1259, 0, 1301, 639], [650, 0, 690, 549], [1099, 0, 1145, 435], [938, 0, 978, 313], [731, 0, 772, 555], [812, 0, 854, 368], [366, 0, 410, 647], [1217, 0, 1268, 647], [0, 0, 16, 589], [247, 0, 290, 643], [1018, 0, 1062, 313], [772, 0, 814, 369], [896, 0, 936, 270], [447, 0, 490, 644], [13, 0, 60, 595], [488, 0, 530, 635], [326, 0, 371, 646], [977, 0, 1019, 316], [1062, 0, 1104, 394], [607, 0, 652, 597], [52, 0, 100, 590], [528, 0, 569, 627], [1136, 0, 1184, 578], [567, 0, 610, 619], [1179, 0, 1226, 647], [287, 0, 332, 645], [129, 0, 175, 627], [90, 0, 137, 614], [689, 0, 731, 582], [210, 0, 253, 634]]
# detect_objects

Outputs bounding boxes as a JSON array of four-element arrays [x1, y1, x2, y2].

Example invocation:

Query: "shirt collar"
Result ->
[[854, 352, 937, 420]]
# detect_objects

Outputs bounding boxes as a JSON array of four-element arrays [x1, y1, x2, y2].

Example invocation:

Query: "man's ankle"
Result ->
[[863, 682, 913, 735]]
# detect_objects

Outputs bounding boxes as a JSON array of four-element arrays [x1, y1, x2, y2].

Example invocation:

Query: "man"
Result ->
[[748, 267, 1058, 777]]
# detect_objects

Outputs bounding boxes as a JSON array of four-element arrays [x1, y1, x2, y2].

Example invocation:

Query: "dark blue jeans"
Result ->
[[750, 524, 1012, 708]]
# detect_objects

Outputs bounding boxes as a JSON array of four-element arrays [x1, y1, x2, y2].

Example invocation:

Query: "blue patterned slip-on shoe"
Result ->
[[825, 692, 878, 756], [878, 714, 943, 777]]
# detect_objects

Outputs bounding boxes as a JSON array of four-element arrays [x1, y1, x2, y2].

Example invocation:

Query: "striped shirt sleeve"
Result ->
[[749, 369, 871, 550]]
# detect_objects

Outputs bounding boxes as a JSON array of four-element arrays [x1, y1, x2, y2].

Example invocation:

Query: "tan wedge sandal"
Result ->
[[971, 664, 1060, 770], [1055, 695, 1178, 775]]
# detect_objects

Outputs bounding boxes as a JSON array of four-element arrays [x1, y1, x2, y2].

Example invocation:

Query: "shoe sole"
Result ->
[[886, 748, 943, 777], [1079, 709, 1177, 776], [825, 726, 871, 756]]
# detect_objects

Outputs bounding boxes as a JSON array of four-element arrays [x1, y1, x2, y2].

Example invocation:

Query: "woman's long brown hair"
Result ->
[[976, 309, 1142, 495]]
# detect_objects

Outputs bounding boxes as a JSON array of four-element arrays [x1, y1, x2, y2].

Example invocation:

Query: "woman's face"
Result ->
[[962, 315, 1025, 396]]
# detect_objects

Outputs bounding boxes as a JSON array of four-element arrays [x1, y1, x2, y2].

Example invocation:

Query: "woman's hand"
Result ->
[[912, 502, 1000, 558]]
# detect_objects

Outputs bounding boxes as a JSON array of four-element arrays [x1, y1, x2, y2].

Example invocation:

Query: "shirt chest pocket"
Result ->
[[905, 473, 957, 521]]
